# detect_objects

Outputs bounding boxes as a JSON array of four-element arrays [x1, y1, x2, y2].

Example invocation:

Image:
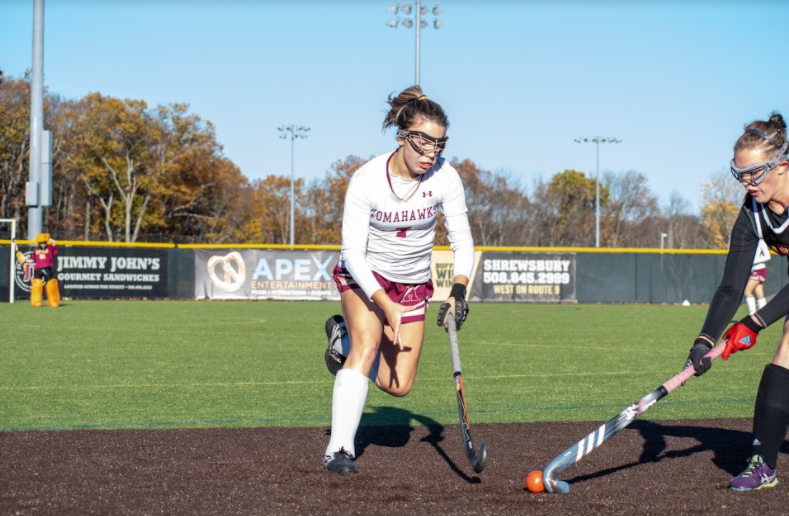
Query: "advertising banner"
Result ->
[[470, 252, 576, 303], [14, 247, 169, 299], [430, 250, 483, 302], [195, 249, 341, 301]]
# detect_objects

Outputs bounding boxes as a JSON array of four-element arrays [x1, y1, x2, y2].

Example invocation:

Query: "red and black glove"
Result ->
[[722, 316, 762, 361]]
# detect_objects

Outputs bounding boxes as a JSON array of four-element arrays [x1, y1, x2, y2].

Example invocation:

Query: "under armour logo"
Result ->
[[422, 191, 432, 197]]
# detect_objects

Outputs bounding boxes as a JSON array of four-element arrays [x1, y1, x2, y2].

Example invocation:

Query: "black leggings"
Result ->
[[34, 267, 54, 282]]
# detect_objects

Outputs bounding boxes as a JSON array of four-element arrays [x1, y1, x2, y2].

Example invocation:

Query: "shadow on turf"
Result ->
[[564, 419, 789, 485], [327, 406, 481, 483]]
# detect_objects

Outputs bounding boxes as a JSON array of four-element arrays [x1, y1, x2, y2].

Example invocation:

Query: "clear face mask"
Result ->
[[397, 130, 448, 157], [730, 129, 789, 186]]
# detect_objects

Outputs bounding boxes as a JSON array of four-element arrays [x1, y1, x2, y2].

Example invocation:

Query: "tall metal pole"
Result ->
[[289, 132, 295, 247], [27, 0, 45, 239], [386, 3, 442, 87], [574, 136, 621, 248], [278, 125, 309, 247], [415, 1, 421, 86], [595, 140, 600, 248]]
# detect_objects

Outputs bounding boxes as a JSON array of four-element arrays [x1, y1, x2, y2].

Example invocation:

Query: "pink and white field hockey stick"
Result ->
[[543, 343, 726, 494]]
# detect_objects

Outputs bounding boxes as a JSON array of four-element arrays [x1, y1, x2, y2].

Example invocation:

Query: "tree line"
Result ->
[[0, 75, 741, 248]]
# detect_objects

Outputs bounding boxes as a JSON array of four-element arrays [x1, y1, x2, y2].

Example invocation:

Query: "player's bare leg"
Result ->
[[323, 288, 383, 474], [375, 321, 425, 397]]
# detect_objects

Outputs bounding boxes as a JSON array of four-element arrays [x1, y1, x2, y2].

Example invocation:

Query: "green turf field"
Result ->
[[0, 301, 775, 431]]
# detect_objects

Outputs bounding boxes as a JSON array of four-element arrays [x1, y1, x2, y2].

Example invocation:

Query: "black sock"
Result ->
[[751, 363, 789, 470]]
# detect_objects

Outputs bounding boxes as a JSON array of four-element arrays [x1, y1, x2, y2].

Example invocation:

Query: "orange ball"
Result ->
[[525, 470, 545, 493]]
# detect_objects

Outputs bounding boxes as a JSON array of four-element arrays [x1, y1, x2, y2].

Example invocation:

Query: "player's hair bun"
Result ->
[[768, 112, 786, 130]]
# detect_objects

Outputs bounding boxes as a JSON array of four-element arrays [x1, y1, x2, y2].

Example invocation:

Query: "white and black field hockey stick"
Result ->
[[542, 343, 725, 494], [447, 316, 488, 473]]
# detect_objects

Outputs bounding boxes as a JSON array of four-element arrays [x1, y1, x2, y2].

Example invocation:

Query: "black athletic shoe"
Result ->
[[323, 448, 358, 474], [324, 315, 347, 376]]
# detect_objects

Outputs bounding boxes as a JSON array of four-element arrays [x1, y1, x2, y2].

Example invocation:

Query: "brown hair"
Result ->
[[382, 85, 449, 132], [735, 112, 787, 157]]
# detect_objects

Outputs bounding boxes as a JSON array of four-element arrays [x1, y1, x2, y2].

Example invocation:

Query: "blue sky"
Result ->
[[3, 0, 789, 213]]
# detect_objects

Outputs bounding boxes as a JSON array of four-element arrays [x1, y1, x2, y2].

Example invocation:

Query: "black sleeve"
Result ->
[[754, 264, 789, 328], [698, 206, 758, 342]]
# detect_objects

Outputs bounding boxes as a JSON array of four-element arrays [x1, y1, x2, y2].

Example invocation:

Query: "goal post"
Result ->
[[1, 218, 17, 303]]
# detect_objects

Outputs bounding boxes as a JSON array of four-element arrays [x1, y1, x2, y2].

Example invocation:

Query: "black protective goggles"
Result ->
[[397, 130, 448, 157]]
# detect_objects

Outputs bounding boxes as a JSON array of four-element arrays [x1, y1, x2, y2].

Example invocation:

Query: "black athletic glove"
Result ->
[[437, 283, 469, 331], [685, 338, 713, 377]]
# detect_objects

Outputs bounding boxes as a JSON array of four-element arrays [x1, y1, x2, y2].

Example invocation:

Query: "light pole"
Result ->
[[27, 0, 52, 240], [574, 137, 621, 248], [278, 125, 310, 246], [386, 2, 443, 86], [660, 232, 668, 251]]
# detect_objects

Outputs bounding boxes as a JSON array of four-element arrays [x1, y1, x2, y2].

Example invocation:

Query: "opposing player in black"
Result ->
[[686, 112, 789, 491]]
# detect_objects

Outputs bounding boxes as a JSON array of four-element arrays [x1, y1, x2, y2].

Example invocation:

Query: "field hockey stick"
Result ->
[[543, 343, 726, 494], [447, 316, 488, 473]]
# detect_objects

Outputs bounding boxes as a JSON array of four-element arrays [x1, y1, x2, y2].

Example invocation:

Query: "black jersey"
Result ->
[[699, 193, 789, 342]]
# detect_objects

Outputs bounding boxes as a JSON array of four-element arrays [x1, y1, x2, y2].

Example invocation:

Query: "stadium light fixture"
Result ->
[[385, 2, 443, 86], [278, 125, 310, 247], [574, 136, 622, 248]]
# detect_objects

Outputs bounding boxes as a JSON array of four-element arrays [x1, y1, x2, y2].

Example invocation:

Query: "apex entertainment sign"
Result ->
[[195, 249, 340, 300]]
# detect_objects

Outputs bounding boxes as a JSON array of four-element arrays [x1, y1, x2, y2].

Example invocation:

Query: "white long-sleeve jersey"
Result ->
[[340, 151, 475, 300]]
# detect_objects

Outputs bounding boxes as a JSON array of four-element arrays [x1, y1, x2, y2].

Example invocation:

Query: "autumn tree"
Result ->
[[530, 169, 608, 247], [601, 170, 659, 247], [146, 106, 253, 243], [0, 75, 32, 224], [446, 159, 530, 247], [661, 191, 704, 249], [299, 155, 367, 244], [251, 175, 301, 244], [699, 170, 744, 249], [62, 93, 176, 241]]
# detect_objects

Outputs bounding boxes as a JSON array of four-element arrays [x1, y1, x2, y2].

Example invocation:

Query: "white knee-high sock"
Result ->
[[746, 296, 756, 315], [757, 297, 767, 310], [325, 368, 368, 458]]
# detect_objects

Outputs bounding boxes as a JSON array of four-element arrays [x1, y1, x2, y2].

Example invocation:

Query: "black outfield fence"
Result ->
[[1, 242, 786, 304]]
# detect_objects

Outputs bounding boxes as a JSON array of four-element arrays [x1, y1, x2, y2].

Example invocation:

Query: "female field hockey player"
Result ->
[[321, 86, 475, 474], [686, 112, 789, 491]]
